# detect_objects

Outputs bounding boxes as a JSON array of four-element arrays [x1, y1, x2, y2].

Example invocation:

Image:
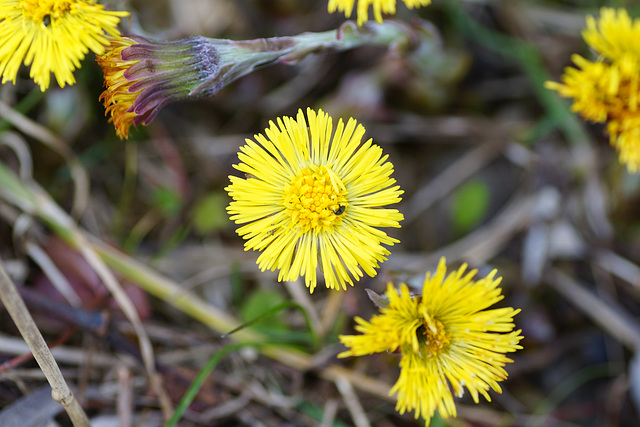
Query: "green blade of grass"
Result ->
[[224, 301, 319, 349], [164, 342, 262, 427]]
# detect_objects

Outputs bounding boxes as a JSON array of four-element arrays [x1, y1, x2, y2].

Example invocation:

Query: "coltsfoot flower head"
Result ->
[[97, 35, 221, 139], [328, 0, 432, 26], [339, 258, 523, 425], [545, 7, 640, 172], [225, 108, 403, 293], [0, 0, 128, 91]]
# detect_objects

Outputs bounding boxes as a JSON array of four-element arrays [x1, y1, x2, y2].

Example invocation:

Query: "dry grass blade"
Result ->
[[72, 234, 173, 418], [0, 333, 127, 367], [319, 399, 339, 427], [24, 241, 82, 308], [335, 376, 371, 427], [0, 258, 90, 427], [117, 366, 133, 427], [546, 268, 640, 350], [0, 100, 88, 217], [0, 132, 32, 180], [595, 249, 640, 291]]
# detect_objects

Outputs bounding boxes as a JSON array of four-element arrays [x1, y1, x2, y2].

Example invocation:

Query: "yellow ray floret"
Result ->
[[96, 35, 141, 139], [327, 0, 431, 26], [226, 108, 404, 293], [582, 7, 640, 62], [0, 0, 128, 91], [339, 258, 523, 425]]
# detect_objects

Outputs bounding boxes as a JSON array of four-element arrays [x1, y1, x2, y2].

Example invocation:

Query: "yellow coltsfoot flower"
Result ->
[[0, 0, 128, 91], [226, 108, 404, 293], [328, 0, 431, 26], [339, 258, 523, 425], [545, 7, 640, 172]]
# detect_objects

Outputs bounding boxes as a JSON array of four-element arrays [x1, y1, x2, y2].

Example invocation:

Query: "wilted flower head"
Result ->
[[328, 0, 432, 26], [339, 258, 523, 425], [225, 108, 403, 293], [0, 0, 127, 91], [97, 35, 221, 139], [545, 8, 640, 172]]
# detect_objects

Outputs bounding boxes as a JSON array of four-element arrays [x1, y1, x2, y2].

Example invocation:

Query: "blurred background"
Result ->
[[1, 0, 640, 425]]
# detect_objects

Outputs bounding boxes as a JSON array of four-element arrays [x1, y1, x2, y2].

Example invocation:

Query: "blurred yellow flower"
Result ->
[[0, 0, 127, 91], [226, 108, 403, 293], [582, 8, 640, 62], [545, 54, 640, 124], [328, 0, 431, 26], [339, 258, 523, 425], [545, 7, 640, 172], [607, 119, 640, 172]]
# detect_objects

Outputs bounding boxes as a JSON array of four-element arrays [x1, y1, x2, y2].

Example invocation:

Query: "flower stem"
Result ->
[[192, 20, 427, 96]]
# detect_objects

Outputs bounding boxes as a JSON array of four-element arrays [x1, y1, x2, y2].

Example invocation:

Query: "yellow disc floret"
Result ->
[[420, 317, 450, 357], [284, 165, 348, 233], [19, 0, 70, 23]]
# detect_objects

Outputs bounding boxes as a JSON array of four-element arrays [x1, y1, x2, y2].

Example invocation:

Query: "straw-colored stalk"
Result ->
[[0, 258, 90, 427]]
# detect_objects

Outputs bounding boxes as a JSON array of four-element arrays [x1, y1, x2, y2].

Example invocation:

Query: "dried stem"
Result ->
[[0, 257, 90, 427]]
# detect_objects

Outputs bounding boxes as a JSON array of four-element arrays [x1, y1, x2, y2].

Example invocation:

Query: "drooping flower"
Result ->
[[225, 108, 403, 293], [0, 0, 128, 91], [97, 34, 221, 139], [545, 7, 640, 172], [339, 258, 523, 425], [96, 22, 446, 139], [328, 0, 432, 26], [96, 36, 140, 139]]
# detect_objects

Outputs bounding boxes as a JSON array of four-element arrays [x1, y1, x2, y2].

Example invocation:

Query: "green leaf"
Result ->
[[191, 192, 229, 234], [452, 179, 489, 234], [152, 186, 182, 217], [239, 289, 287, 329]]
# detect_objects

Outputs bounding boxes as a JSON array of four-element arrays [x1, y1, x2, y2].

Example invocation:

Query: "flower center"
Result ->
[[283, 165, 348, 233], [419, 318, 450, 356], [20, 0, 71, 25]]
